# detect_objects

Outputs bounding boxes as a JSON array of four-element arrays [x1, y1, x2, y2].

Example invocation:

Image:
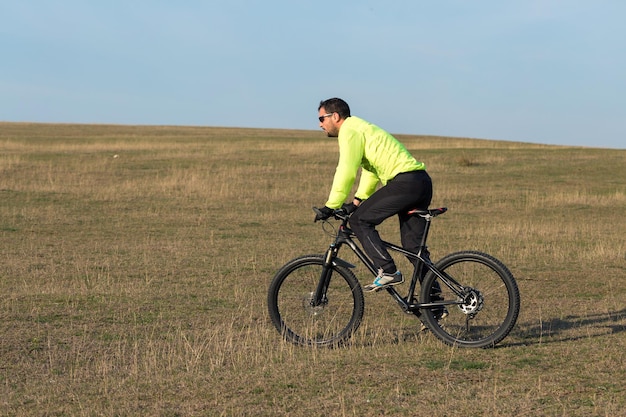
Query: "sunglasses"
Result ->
[[318, 113, 333, 122]]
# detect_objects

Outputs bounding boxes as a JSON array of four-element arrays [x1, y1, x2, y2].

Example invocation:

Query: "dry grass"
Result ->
[[1, 122, 625, 416]]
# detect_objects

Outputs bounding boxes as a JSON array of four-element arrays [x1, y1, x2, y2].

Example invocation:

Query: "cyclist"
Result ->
[[314, 97, 433, 292]]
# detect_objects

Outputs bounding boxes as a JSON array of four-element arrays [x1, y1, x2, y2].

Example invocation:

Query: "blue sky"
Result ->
[[2, 1, 624, 148]]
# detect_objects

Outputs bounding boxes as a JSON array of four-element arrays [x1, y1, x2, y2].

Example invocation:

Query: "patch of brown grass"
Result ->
[[1, 123, 624, 416]]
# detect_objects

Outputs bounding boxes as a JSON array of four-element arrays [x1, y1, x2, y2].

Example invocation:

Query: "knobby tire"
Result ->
[[267, 255, 365, 347], [420, 251, 520, 348]]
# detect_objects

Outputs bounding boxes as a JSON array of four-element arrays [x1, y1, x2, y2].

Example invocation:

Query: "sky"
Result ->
[[1, 1, 625, 148]]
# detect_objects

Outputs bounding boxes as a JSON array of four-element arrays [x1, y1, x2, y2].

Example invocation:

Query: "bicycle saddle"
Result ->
[[407, 207, 448, 217]]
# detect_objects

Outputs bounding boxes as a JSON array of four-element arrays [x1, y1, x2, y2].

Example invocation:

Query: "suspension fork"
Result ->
[[311, 243, 340, 306]]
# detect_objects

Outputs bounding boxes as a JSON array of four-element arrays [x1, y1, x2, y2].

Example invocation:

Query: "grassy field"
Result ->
[[1, 122, 625, 416]]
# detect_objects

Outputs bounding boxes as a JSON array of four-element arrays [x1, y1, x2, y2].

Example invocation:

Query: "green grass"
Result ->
[[1, 122, 625, 416]]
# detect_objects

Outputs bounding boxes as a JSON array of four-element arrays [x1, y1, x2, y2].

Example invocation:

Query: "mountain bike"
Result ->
[[267, 207, 520, 348]]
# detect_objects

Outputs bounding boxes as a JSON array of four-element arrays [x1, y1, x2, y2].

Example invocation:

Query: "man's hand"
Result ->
[[313, 206, 334, 222], [341, 202, 358, 214]]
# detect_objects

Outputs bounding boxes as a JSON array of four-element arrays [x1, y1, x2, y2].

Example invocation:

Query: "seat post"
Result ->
[[417, 213, 433, 255]]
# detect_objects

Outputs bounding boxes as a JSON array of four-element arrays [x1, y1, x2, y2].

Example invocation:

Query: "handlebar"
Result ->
[[312, 206, 349, 222], [313, 206, 449, 223]]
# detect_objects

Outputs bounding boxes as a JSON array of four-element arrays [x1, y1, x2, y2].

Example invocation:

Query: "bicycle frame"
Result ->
[[313, 210, 467, 315]]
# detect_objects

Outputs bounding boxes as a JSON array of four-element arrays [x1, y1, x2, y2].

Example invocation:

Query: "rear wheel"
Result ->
[[268, 255, 364, 347], [420, 251, 520, 348]]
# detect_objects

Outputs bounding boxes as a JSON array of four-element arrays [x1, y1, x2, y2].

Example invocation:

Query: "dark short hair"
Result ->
[[318, 98, 351, 119]]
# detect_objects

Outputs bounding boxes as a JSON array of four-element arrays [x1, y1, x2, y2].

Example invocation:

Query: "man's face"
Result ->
[[318, 108, 339, 137]]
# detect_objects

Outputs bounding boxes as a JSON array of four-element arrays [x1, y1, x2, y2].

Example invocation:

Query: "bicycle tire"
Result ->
[[267, 255, 365, 347], [420, 251, 520, 348]]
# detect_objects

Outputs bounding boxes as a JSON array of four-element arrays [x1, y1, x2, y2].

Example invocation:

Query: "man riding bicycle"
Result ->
[[314, 98, 434, 292]]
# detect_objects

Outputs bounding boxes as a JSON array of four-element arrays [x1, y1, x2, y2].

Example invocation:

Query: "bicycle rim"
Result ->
[[268, 255, 364, 347], [421, 251, 520, 348]]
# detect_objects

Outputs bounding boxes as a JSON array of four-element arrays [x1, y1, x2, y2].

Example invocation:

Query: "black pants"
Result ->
[[349, 170, 433, 274]]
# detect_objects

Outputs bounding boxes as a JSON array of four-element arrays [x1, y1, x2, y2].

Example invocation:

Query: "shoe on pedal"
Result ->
[[433, 306, 449, 322], [431, 293, 449, 321], [420, 306, 449, 332], [364, 270, 403, 292]]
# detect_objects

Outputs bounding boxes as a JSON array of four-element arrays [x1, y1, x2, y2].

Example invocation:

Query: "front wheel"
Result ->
[[267, 255, 364, 347], [420, 251, 520, 348]]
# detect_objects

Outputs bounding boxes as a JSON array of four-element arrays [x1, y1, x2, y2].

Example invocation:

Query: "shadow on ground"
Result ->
[[507, 307, 626, 347]]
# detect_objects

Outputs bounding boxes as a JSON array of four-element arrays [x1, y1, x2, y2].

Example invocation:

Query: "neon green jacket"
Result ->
[[325, 116, 425, 209]]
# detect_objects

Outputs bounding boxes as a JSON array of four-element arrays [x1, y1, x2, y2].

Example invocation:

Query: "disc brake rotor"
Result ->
[[458, 290, 484, 315], [302, 292, 326, 317]]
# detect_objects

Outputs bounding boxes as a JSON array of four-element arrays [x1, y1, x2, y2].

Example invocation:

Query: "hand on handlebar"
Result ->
[[313, 206, 334, 222], [341, 202, 358, 214], [313, 205, 354, 222]]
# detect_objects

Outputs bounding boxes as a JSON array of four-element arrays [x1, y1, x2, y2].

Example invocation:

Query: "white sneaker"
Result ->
[[364, 270, 403, 292]]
